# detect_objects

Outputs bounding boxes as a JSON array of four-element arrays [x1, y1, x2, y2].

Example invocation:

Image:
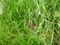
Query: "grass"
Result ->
[[0, 0, 60, 45]]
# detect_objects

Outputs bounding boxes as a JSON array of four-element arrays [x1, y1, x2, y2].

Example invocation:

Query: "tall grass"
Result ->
[[0, 0, 60, 45]]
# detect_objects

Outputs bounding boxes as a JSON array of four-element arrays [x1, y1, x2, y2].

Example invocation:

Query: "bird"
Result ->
[[27, 19, 38, 30]]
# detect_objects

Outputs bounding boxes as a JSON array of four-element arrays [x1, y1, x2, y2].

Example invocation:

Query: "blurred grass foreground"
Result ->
[[0, 0, 60, 45]]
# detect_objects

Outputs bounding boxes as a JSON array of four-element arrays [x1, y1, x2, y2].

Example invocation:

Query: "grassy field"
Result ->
[[0, 0, 60, 45]]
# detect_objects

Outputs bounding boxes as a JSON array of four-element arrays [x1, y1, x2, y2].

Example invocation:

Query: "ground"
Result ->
[[0, 0, 60, 45]]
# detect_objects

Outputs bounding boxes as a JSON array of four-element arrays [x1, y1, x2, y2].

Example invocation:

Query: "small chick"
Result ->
[[27, 20, 38, 30]]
